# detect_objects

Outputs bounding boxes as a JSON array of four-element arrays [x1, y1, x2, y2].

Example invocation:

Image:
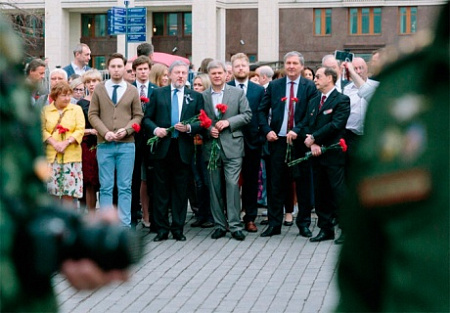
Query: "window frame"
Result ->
[[314, 8, 332, 36], [349, 7, 382, 36], [399, 7, 417, 35]]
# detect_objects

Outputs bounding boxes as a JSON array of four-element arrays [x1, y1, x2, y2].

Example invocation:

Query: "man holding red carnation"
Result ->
[[143, 60, 205, 242], [300, 67, 350, 242], [202, 60, 252, 241]]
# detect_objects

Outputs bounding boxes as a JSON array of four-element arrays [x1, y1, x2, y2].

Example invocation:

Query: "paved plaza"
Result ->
[[54, 212, 341, 313]]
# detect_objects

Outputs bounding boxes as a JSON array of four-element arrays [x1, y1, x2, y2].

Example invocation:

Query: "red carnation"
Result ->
[[339, 138, 348, 152], [56, 124, 69, 134], [216, 104, 228, 114], [199, 109, 212, 129], [292, 97, 299, 102], [281, 97, 288, 102], [132, 123, 141, 133], [140, 96, 149, 103]]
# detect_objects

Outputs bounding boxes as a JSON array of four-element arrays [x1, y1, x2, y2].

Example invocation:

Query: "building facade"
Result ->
[[3, 0, 445, 70]]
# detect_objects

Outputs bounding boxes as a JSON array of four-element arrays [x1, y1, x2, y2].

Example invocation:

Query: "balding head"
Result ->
[[322, 55, 341, 78], [255, 65, 274, 86], [352, 57, 369, 81]]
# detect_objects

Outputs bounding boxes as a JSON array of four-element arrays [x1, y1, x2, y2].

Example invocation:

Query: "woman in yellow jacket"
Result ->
[[42, 81, 85, 206]]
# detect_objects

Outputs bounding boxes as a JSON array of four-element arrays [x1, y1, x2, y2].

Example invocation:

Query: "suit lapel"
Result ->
[[180, 89, 189, 120], [319, 89, 338, 113], [204, 87, 216, 121]]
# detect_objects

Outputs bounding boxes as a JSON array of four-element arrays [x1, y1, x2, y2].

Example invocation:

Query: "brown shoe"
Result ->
[[245, 221, 258, 232]]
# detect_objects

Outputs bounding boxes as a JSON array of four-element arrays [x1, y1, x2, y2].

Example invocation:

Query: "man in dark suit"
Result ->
[[62, 43, 91, 77], [202, 60, 252, 241], [131, 56, 158, 229], [258, 51, 318, 237], [143, 60, 204, 242], [300, 67, 350, 242], [228, 53, 265, 233]]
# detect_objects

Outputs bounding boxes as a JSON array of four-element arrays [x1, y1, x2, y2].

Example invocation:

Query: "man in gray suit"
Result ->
[[202, 60, 252, 241]]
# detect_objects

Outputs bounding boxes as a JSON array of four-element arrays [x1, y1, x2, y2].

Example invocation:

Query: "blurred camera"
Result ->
[[335, 50, 354, 62], [13, 205, 143, 288]]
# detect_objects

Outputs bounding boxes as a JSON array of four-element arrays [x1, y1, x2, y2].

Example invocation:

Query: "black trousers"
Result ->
[[312, 161, 346, 231], [153, 139, 190, 234], [242, 144, 262, 223]]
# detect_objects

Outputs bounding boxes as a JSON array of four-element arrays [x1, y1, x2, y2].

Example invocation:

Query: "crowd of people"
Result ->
[[26, 41, 381, 244]]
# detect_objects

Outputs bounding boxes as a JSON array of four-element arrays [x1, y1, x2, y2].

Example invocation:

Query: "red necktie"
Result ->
[[319, 95, 326, 110], [287, 82, 295, 131]]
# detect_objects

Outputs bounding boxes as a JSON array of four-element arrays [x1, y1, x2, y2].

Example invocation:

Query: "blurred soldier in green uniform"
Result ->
[[0, 14, 133, 312], [0, 14, 59, 312], [336, 2, 449, 312]]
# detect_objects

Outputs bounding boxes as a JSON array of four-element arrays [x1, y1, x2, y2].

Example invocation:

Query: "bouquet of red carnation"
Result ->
[[128, 123, 141, 133], [207, 103, 228, 171], [147, 109, 212, 153], [140, 96, 149, 103], [287, 138, 348, 167], [282, 96, 299, 163]]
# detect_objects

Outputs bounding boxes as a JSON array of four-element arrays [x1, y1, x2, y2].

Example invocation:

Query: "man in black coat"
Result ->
[[258, 51, 318, 237], [299, 67, 350, 242], [143, 60, 204, 242], [228, 53, 265, 233]]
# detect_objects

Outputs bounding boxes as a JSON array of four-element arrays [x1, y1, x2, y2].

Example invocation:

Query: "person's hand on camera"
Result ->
[[61, 259, 128, 290]]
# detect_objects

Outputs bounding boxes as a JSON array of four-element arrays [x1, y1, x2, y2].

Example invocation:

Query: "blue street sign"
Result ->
[[127, 33, 146, 43], [108, 6, 146, 41]]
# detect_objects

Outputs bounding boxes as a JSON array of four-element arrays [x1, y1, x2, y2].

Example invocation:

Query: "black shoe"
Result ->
[[191, 219, 205, 227], [201, 221, 214, 228], [334, 233, 345, 245], [283, 220, 294, 226], [149, 226, 158, 234], [310, 230, 334, 242], [260, 226, 281, 237], [172, 232, 186, 241], [260, 219, 269, 225], [231, 230, 246, 241], [299, 226, 312, 238], [211, 228, 227, 239], [153, 232, 169, 242]]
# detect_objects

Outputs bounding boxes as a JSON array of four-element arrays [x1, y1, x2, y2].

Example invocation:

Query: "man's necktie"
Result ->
[[171, 89, 179, 138], [287, 81, 295, 132], [140, 85, 146, 109], [239, 83, 244, 89], [112, 85, 120, 105], [319, 95, 326, 110]]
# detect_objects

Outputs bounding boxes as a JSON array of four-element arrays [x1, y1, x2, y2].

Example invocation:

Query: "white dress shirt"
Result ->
[[211, 87, 225, 117], [344, 78, 379, 135], [105, 79, 127, 104]]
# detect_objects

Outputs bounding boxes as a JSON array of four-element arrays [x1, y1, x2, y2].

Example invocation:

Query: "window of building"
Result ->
[[399, 7, 417, 34], [153, 12, 191, 37], [349, 8, 381, 35], [82, 14, 107, 38], [314, 9, 332, 36], [184, 13, 192, 36]]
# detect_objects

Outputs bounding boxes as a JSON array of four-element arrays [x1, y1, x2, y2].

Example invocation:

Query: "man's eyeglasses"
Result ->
[[73, 88, 85, 92], [127, 70, 133, 74]]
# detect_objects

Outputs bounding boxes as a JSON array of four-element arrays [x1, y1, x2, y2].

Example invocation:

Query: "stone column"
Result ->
[[45, 0, 70, 69], [258, 0, 279, 61], [192, 0, 217, 70]]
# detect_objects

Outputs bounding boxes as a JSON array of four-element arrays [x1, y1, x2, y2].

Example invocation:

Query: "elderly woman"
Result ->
[[77, 69, 102, 212], [42, 81, 85, 206], [36, 68, 68, 108], [149, 63, 169, 87]]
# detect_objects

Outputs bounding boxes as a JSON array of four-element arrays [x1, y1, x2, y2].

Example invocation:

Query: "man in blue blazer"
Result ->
[[300, 67, 350, 242], [143, 60, 204, 242], [258, 51, 318, 237], [228, 53, 265, 233], [62, 43, 91, 77], [131, 56, 158, 229]]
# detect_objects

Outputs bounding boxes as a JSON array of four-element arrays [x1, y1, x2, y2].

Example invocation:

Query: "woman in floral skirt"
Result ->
[[42, 81, 85, 207]]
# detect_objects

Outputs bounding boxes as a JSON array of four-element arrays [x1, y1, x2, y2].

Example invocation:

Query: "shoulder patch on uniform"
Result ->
[[358, 168, 431, 208], [389, 94, 427, 123]]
